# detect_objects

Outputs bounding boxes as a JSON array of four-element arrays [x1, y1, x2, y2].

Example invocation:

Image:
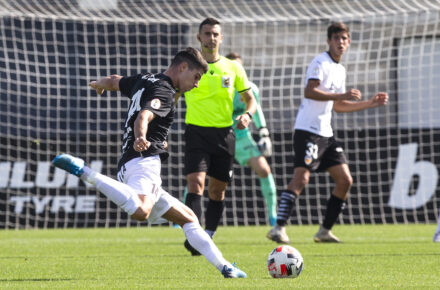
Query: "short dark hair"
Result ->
[[225, 52, 241, 61], [170, 47, 209, 73], [199, 17, 221, 33], [327, 22, 350, 39]]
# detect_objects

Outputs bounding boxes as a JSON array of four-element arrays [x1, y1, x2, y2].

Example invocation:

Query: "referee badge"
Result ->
[[150, 98, 161, 109], [222, 76, 231, 88]]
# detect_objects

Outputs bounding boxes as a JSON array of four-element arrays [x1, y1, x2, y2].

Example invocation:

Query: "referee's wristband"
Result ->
[[246, 111, 253, 119]]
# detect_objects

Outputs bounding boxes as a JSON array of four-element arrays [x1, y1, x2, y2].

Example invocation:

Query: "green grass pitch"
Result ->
[[0, 224, 438, 289]]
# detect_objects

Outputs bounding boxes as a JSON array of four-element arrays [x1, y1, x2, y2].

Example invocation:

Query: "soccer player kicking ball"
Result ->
[[53, 47, 246, 278], [267, 22, 388, 244]]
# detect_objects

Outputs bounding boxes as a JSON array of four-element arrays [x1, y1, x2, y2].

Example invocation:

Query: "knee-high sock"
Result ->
[[183, 222, 231, 271], [185, 192, 202, 221], [276, 190, 297, 226], [322, 195, 346, 230], [81, 167, 141, 215], [259, 174, 277, 220], [205, 199, 224, 238]]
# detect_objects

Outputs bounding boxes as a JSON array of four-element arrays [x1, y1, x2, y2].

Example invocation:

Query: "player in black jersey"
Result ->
[[52, 47, 247, 278]]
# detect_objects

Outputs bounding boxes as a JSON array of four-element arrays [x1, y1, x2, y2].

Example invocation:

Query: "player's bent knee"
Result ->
[[131, 202, 153, 221], [297, 175, 310, 188], [187, 173, 205, 186], [336, 175, 353, 190], [208, 191, 225, 201], [131, 209, 148, 221], [346, 175, 353, 187], [255, 165, 270, 178]]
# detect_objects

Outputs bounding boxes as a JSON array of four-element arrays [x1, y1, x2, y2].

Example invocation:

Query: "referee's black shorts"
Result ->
[[184, 124, 235, 182]]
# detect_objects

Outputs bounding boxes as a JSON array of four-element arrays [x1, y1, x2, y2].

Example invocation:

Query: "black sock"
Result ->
[[185, 193, 202, 221], [205, 199, 224, 232], [276, 190, 297, 227], [322, 195, 346, 230]]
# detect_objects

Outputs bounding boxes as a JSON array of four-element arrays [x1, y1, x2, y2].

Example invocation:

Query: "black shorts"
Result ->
[[293, 129, 347, 172], [184, 124, 235, 182]]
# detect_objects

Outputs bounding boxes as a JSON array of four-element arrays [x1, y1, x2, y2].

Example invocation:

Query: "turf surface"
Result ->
[[0, 224, 438, 289]]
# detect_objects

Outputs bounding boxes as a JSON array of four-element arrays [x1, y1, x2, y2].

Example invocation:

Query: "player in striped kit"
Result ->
[[53, 47, 247, 278]]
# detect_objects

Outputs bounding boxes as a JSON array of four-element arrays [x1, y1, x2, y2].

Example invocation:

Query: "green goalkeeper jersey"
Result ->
[[232, 81, 267, 138], [184, 56, 250, 128]]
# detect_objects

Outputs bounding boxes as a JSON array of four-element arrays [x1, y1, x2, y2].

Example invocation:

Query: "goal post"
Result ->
[[1, 0, 439, 228]]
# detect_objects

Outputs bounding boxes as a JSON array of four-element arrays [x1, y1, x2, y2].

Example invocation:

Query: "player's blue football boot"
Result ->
[[221, 263, 247, 278], [52, 154, 85, 177]]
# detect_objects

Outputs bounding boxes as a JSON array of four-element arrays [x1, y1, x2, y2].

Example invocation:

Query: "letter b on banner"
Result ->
[[388, 143, 438, 209]]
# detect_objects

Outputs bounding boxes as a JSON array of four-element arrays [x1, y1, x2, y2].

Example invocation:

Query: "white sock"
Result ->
[[81, 167, 141, 215], [182, 222, 232, 271]]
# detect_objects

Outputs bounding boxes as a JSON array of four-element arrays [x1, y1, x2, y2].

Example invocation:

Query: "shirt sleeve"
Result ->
[[251, 84, 267, 129], [140, 83, 174, 118], [305, 58, 324, 83], [119, 74, 142, 97], [233, 61, 251, 93]]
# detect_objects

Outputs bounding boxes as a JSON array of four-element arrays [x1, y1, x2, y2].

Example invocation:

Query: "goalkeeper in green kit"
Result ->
[[227, 52, 277, 226]]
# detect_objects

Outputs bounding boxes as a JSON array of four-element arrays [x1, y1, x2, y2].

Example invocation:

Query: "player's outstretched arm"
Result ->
[[333, 92, 388, 113], [305, 80, 362, 102], [89, 74, 123, 95]]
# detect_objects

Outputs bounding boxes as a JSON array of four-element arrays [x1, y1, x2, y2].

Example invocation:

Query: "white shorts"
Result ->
[[117, 156, 179, 224]]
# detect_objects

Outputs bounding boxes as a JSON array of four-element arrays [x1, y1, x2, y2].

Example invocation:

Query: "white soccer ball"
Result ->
[[267, 245, 304, 278]]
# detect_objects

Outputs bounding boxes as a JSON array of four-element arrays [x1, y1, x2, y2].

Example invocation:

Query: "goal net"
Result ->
[[1, 0, 439, 228]]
